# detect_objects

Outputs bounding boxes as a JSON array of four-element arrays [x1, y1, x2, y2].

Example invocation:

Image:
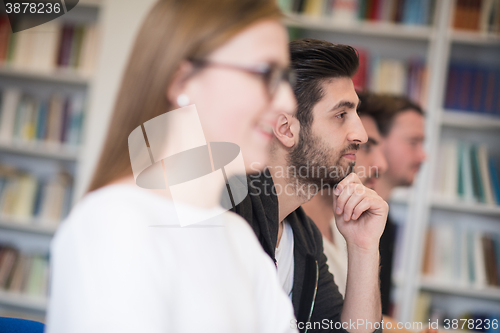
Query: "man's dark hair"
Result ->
[[290, 39, 359, 132], [357, 91, 424, 137]]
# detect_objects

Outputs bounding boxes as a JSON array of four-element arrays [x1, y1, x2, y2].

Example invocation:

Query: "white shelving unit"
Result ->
[[0, 0, 102, 320], [284, 0, 500, 324]]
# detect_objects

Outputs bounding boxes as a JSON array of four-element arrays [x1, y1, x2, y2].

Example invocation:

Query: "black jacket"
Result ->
[[231, 170, 382, 333]]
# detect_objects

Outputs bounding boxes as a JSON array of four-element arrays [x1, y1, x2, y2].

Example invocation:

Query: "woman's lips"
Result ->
[[256, 123, 274, 140]]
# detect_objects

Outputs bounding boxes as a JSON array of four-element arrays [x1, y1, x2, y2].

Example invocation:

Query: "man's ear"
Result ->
[[273, 113, 300, 148], [166, 61, 195, 106]]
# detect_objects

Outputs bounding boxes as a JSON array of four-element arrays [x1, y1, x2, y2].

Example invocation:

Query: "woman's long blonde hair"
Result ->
[[87, 0, 282, 193]]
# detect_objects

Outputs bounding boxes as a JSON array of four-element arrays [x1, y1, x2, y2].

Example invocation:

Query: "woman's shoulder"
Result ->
[[57, 184, 175, 237]]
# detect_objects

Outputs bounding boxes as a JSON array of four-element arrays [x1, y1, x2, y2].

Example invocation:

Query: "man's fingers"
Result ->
[[351, 197, 373, 220], [334, 172, 362, 195], [334, 182, 366, 217], [342, 188, 366, 221]]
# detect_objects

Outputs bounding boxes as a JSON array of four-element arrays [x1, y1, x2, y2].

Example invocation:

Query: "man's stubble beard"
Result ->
[[286, 127, 357, 198]]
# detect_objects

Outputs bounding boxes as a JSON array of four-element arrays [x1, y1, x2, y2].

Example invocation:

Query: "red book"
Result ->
[[369, 0, 381, 20], [0, 16, 11, 62], [57, 25, 74, 67], [352, 49, 368, 91]]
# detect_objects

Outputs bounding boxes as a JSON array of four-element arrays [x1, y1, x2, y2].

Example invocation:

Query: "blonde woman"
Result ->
[[45, 0, 297, 332]]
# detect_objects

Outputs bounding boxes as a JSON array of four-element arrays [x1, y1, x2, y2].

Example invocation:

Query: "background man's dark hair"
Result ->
[[356, 91, 424, 137], [290, 39, 359, 132]]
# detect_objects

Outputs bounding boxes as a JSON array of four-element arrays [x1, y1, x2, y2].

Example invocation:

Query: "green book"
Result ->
[[470, 144, 485, 203], [457, 142, 464, 198]]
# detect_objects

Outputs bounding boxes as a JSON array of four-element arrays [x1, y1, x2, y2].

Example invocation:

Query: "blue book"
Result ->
[[471, 66, 486, 114], [32, 180, 43, 217], [403, 0, 420, 25], [495, 69, 500, 116], [453, 63, 467, 111], [36, 100, 48, 141], [419, 0, 431, 25], [467, 231, 476, 284], [480, 66, 495, 114]]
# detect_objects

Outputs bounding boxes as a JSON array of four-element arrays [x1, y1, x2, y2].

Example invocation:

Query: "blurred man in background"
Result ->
[[370, 94, 427, 202]]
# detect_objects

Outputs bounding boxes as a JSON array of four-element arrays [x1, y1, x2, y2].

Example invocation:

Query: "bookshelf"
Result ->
[[0, 0, 102, 320], [280, 0, 500, 326]]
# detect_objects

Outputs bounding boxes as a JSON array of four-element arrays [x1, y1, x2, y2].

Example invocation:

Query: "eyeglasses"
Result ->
[[189, 58, 296, 98]]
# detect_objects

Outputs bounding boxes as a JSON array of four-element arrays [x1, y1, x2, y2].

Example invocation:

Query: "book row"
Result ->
[[0, 165, 72, 226], [0, 17, 99, 74], [415, 292, 499, 333], [0, 246, 48, 298], [453, 0, 500, 33], [445, 63, 500, 115], [0, 89, 86, 148], [434, 141, 500, 206], [422, 226, 500, 289], [279, 0, 435, 26], [354, 51, 427, 107]]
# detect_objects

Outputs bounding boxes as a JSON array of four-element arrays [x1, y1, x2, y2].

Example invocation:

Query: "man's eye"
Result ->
[[336, 112, 347, 119]]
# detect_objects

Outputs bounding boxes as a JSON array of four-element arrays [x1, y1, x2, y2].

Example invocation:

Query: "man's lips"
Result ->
[[342, 151, 357, 160]]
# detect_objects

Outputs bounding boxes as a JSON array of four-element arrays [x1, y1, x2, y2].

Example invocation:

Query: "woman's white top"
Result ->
[[322, 218, 348, 297], [45, 184, 297, 333]]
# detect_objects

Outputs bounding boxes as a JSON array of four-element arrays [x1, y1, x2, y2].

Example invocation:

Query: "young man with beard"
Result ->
[[303, 92, 428, 330], [232, 39, 388, 333], [302, 98, 388, 299]]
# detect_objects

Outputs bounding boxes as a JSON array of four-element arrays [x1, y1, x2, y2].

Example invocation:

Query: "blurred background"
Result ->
[[0, 0, 498, 329]]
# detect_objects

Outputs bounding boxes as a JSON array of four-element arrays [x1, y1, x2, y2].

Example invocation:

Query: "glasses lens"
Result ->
[[267, 67, 297, 97], [286, 69, 296, 88]]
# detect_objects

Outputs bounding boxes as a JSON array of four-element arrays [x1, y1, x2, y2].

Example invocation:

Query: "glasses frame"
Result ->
[[188, 58, 296, 98]]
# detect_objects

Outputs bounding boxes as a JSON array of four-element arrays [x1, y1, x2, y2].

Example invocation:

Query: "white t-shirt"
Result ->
[[275, 221, 294, 298], [322, 218, 348, 297], [45, 184, 297, 333]]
